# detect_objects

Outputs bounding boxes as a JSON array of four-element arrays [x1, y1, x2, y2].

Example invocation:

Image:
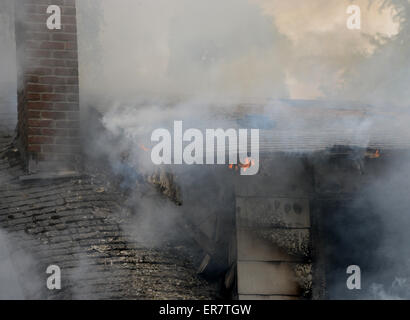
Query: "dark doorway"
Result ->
[[321, 199, 384, 299]]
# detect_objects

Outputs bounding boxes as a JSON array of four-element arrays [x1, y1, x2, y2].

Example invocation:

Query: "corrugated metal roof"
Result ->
[[204, 100, 410, 152]]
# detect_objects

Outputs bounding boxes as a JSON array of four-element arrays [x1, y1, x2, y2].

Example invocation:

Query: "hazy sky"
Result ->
[[256, 0, 399, 98], [0, 0, 16, 101], [76, 0, 400, 105], [0, 1, 403, 105]]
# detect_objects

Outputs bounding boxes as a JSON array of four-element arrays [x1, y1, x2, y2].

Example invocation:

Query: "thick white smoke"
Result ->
[[0, 0, 17, 107], [2, 0, 410, 299]]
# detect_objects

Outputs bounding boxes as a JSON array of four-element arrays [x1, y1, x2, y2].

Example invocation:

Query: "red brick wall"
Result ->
[[15, 0, 80, 173]]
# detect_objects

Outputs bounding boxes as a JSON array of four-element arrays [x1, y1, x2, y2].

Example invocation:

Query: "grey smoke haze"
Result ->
[[74, 0, 408, 107], [0, 0, 407, 109], [0, 230, 24, 299], [0, 0, 16, 103], [0, 229, 42, 299], [79, 0, 410, 300], [335, 0, 410, 107], [362, 154, 410, 299], [77, 0, 289, 106], [74, 0, 410, 156], [1, 0, 410, 299], [2, 0, 409, 111]]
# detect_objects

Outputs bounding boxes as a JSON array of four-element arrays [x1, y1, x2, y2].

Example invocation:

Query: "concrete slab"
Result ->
[[237, 228, 302, 262], [236, 196, 310, 228], [237, 261, 300, 296]]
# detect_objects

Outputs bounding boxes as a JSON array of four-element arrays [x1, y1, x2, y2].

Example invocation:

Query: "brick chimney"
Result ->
[[14, 0, 81, 175]]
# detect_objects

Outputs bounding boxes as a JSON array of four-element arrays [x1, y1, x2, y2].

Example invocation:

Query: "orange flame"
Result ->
[[374, 149, 380, 158], [138, 144, 150, 152], [366, 149, 381, 159], [228, 158, 256, 172]]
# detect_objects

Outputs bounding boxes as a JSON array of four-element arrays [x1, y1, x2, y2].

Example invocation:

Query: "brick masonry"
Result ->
[[14, 0, 80, 173]]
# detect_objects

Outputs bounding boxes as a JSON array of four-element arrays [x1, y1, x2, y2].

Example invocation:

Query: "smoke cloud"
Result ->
[[0, 229, 43, 299], [0, 0, 17, 105], [2, 0, 410, 299]]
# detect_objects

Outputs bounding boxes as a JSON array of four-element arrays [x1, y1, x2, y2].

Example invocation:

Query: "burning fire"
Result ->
[[138, 144, 150, 152], [228, 158, 256, 173], [366, 149, 381, 159]]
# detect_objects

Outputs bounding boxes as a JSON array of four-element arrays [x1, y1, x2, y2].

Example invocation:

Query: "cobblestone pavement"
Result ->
[[0, 128, 217, 299]]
